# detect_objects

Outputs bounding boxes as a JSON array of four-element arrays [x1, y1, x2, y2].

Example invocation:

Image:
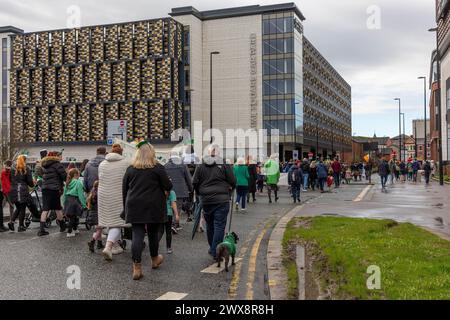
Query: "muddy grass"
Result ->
[[283, 216, 450, 300]]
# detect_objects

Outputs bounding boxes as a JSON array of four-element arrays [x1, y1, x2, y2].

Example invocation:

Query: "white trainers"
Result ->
[[111, 245, 124, 255], [66, 232, 76, 238], [102, 247, 113, 261]]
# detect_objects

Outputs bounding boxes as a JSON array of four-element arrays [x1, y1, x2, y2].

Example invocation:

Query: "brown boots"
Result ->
[[151, 255, 164, 269], [133, 255, 164, 280], [132, 263, 143, 280]]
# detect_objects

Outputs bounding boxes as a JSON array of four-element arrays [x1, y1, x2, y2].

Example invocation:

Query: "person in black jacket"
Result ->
[[123, 142, 173, 280], [378, 159, 390, 192], [423, 161, 432, 185], [192, 146, 236, 260], [38, 151, 67, 236], [247, 156, 258, 203], [8, 155, 34, 232], [288, 160, 303, 203]]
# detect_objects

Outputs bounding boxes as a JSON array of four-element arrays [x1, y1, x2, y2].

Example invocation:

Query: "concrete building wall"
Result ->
[[439, 50, 450, 161], [1, 32, 13, 160]]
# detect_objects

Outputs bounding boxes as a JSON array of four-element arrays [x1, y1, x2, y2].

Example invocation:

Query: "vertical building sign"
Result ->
[[250, 33, 258, 129]]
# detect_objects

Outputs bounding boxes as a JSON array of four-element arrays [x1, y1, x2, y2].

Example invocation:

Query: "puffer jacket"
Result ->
[[41, 156, 67, 192], [10, 165, 34, 204], [84, 155, 105, 192], [164, 157, 193, 199]]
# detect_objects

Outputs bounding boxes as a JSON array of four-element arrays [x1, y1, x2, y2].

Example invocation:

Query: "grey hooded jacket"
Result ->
[[164, 157, 193, 199], [84, 155, 105, 192]]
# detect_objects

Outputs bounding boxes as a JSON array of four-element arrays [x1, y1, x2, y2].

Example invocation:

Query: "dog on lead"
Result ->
[[216, 232, 239, 272]]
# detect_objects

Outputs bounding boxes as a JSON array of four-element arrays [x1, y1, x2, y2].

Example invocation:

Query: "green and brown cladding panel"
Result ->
[[10, 18, 183, 144], [23, 107, 37, 143]]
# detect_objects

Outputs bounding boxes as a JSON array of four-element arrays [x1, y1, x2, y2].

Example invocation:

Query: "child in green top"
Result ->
[[165, 189, 180, 254], [63, 168, 87, 238]]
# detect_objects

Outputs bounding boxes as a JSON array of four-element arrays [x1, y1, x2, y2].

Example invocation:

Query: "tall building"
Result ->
[[428, 50, 440, 162], [3, 3, 351, 162], [1, 26, 23, 161], [435, 0, 450, 164], [8, 18, 184, 161], [412, 119, 431, 160], [170, 3, 351, 161]]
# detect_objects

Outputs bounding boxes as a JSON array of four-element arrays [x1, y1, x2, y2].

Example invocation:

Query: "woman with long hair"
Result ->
[[9, 155, 34, 232], [122, 141, 173, 280]]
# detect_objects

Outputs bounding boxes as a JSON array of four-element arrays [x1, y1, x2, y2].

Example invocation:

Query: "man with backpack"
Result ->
[[288, 160, 303, 203]]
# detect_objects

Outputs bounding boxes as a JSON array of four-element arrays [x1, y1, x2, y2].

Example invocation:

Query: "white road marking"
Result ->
[[201, 258, 242, 274], [353, 184, 373, 202], [156, 292, 188, 300]]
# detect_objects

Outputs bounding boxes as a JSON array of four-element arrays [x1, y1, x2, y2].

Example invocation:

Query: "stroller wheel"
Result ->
[[25, 220, 31, 228], [120, 240, 127, 250], [45, 218, 52, 228], [85, 223, 91, 231]]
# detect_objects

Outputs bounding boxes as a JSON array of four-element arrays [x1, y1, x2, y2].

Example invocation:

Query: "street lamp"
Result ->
[[401, 112, 406, 160], [394, 98, 402, 161], [210, 51, 220, 144], [429, 27, 444, 186], [418, 76, 428, 161]]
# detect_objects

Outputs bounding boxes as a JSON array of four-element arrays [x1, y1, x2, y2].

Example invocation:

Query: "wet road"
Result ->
[[0, 185, 330, 300]]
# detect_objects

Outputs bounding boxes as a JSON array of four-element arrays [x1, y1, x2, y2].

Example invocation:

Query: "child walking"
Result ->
[[63, 168, 86, 238], [164, 189, 180, 254], [87, 181, 104, 252]]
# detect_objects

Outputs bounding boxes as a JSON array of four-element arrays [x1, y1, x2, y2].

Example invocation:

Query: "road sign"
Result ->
[[107, 120, 127, 145], [293, 150, 299, 161], [308, 152, 314, 158]]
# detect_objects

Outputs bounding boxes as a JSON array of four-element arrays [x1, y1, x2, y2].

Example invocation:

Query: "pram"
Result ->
[[24, 186, 58, 229]]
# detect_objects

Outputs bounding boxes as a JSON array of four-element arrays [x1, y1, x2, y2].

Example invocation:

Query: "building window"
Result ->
[[263, 17, 294, 35]]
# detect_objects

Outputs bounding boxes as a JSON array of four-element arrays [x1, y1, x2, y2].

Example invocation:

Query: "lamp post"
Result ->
[[418, 76, 428, 161], [429, 27, 444, 186], [210, 51, 220, 144], [316, 118, 319, 160], [394, 98, 402, 162], [401, 113, 406, 160]]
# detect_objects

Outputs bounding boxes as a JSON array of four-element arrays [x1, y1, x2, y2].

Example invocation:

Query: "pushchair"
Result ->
[[24, 187, 58, 229]]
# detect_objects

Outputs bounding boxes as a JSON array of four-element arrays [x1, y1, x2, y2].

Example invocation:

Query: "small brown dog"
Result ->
[[216, 232, 239, 272]]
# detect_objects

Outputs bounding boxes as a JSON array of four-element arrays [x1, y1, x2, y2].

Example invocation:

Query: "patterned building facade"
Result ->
[[9, 18, 184, 147], [303, 37, 352, 159]]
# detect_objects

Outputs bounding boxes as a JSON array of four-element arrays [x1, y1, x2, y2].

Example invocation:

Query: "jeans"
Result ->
[[163, 216, 173, 249], [303, 174, 309, 190], [132, 223, 164, 263], [333, 172, 340, 187], [425, 173, 430, 184], [381, 175, 388, 188], [291, 183, 301, 201], [318, 178, 326, 191], [202, 202, 230, 258], [236, 186, 249, 209]]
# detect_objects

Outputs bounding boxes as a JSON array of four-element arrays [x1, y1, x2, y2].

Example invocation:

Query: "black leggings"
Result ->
[[12, 203, 27, 227], [67, 216, 79, 233], [131, 223, 164, 263], [163, 216, 173, 249]]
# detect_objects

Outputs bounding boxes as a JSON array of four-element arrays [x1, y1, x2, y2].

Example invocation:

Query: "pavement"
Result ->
[[265, 176, 450, 300], [295, 176, 450, 238], [0, 184, 323, 300]]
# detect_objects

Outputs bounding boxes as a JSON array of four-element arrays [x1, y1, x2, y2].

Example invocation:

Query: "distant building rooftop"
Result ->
[[170, 3, 306, 21], [0, 26, 24, 34]]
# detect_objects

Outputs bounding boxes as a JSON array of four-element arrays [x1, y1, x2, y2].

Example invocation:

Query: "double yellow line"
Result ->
[[228, 220, 273, 300]]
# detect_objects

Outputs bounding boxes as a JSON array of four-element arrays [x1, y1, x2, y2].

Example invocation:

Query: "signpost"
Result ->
[[308, 152, 314, 160], [107, 120, 127, 146], [293, 150, 299, 161]]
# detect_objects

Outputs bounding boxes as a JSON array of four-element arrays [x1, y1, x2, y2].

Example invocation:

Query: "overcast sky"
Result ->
[[0, 0, 436, 138]]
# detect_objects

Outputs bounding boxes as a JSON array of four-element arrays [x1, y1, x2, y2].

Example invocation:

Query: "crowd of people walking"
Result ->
[[0, 144, 439, 279]]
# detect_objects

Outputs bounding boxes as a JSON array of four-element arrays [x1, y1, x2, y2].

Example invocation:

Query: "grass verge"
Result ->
[[283, 216, 450, 300]]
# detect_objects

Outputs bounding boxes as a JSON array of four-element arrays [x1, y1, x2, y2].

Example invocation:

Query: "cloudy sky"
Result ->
[[0, 0, 436, 138]]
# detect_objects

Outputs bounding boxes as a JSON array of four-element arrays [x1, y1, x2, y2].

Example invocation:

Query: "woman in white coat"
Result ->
[[98, 144, 130, 261]]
